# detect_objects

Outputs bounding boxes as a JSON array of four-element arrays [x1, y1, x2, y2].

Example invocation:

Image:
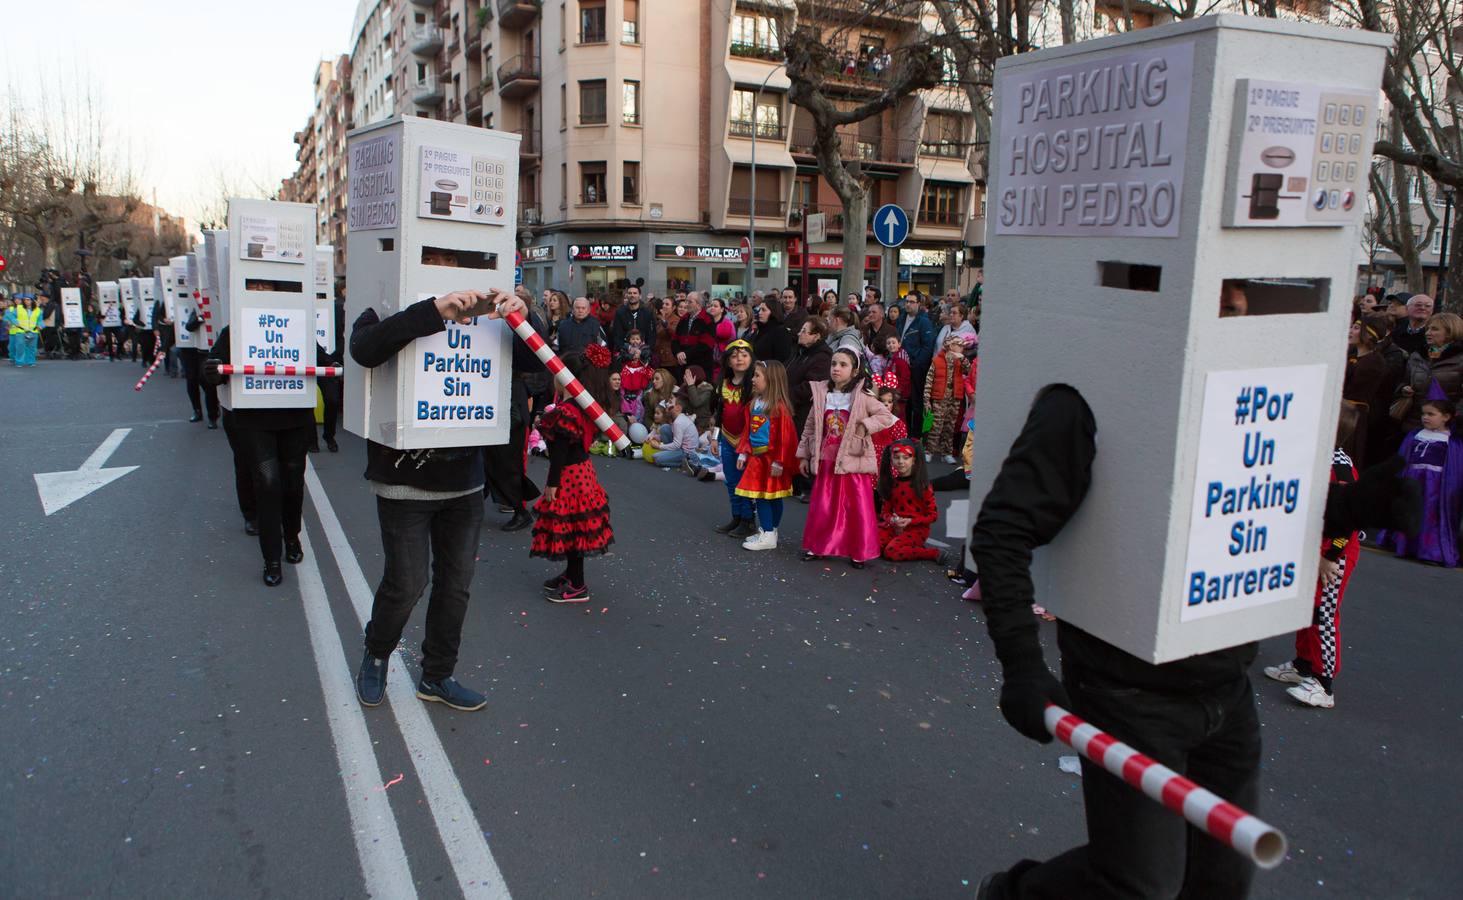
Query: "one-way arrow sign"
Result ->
[[34, 428, 139, 516]]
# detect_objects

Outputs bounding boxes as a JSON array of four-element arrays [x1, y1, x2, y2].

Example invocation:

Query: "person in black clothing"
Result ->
[[972, 385, 1420, 900], [609, 284, 656, 353], [750, 298, 795, 364], [1389, 293, 1434, 358], [350, 289, 531, 714], [153, 297, 177, 377], [483, 304, 549, 531], [314, 295, 347, 453], [221, 406, 260, 538], [203, 322, 331, 586], [179, 311, 220, 427], [133, 303, 156, 364]]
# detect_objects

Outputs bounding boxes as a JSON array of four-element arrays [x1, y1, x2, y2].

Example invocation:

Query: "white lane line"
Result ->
[[296, 525, 418, 899], [306, 461, 511, 900]]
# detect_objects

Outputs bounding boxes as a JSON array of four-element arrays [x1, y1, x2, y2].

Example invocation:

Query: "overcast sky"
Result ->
[[3, 0, 360, 231]]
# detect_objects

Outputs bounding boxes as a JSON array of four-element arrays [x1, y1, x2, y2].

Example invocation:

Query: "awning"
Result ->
[[724, 142, 796, 169]]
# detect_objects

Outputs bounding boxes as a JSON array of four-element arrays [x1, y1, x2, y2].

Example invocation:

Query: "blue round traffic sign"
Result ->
[[874, 204, 909, 248]]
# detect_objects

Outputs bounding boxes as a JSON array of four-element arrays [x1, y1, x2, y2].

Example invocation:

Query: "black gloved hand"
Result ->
[[1326, 455, 1422, 537], [998, 666, 1071, 744]]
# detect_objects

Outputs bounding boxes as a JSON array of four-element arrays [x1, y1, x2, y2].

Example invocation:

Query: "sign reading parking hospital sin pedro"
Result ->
[[994, 43, 1194, 237]]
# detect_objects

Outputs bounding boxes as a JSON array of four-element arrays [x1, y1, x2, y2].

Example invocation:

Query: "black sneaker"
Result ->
[[325, 438, 339, 452], [189, 411, 202, 423], [262, 562, 283, 587], [416, 677, 487, 711], [501, 510, 533, 532], [547, 583, 590, 604], [285, 539, 304, 564], [244, 519, 260, 536], [714, 517, 741, 534], [543, 572, 572, 591], [729, 518, 758, 539], [207, 419, 219, 430], [356, 651, 387, 707]]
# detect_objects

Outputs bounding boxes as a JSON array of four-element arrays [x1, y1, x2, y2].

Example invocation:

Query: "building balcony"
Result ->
[[412, 77, 445, 106], [729, 41, 783, 62], [728, 119, 786, 141], [466, 86, 483, 113], [498, 0, 541, 29], [918, 139, 967, 160], [447, 97, 461, 119], [436, 0, 451, 26], [497, 55, 540, 98], [519, 203, 542, 225], [410, 0, 433, 6], [789, 129, 916, 165], [727, 197, 787, 218], [916, 209, 966, 230], [467, 28, 482, 57], [410, 24, 444, 56], [515, 127, 540, 157]]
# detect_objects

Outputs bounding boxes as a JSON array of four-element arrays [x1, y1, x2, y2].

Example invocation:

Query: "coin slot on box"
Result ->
[[1098, 261, 1162, 292], [1224, 277, 1330, 316], [419, 246, 500, 270]]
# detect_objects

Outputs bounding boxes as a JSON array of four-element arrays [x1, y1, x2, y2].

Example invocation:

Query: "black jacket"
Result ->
[[350, 299, 483, 493], [751, 321, 795, 365], [787, 341, 832, 433], [610, 302, 656, 352]]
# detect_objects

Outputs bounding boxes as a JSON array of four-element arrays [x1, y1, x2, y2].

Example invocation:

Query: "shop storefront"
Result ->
[[519, 243, 555, 297], [568, 242, 639, 300], [515, 231, 786, 300], [652, 242, 775, 300], [897, 247, 954, 298], [786, 238, 881, 302]]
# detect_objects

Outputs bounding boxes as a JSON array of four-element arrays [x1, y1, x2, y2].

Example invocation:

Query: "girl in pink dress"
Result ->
[[798, 348, 898, 568]]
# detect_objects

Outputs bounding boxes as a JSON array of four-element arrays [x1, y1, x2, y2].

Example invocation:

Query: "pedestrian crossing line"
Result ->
[[306, 460, 512, 900], [295, 525, 418, 899]]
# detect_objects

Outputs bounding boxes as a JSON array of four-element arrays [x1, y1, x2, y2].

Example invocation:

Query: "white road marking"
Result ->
[[295, 525, 418, 899], [306, 461, 512, 900], [33, 427, 140, 515]]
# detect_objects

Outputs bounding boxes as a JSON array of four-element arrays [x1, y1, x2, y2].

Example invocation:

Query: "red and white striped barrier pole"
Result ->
[[503, 309, 630, 451], [1045, 704, 1287, 868], [195, 290, 215, 347], [134, 350, 166, 391], [218, 364, 343, 377]]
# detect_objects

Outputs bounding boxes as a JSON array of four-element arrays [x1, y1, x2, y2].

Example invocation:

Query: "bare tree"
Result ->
[[784, 1, 946, 297]]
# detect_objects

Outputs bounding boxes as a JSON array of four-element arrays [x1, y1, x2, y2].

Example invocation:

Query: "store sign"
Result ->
[[790, 252, 881, 270], [898, 248, 949, 267], [994, 43, 1194, 237], [522, 245, 555, 262], [568, 243, 637, 262], [653, 243, 767, 264]]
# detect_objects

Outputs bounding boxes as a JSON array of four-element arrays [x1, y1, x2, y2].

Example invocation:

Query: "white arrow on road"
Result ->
[[34, 428, 139, 516], [882, 207, 903, 245]]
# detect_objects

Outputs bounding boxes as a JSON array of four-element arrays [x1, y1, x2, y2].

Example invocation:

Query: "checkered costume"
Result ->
[[1294, 448, 1360, 684]]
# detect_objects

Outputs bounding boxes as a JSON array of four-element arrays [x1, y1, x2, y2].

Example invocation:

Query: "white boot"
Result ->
[[742, 528, 778, 551]]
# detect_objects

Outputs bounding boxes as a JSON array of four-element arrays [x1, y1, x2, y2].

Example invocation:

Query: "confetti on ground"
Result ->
[[379, 773, 405, 791]]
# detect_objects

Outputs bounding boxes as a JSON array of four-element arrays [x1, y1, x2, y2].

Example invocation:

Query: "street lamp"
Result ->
[[748, 62, 786, 297]]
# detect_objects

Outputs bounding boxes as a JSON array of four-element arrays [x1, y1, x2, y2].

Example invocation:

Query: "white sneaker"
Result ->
[[924, 452, 932, 462], [941, 454, 958, 465], [1286, 677, 1334, 708], [742, 529, 778, 551], [1263, 661, 1305, 684]]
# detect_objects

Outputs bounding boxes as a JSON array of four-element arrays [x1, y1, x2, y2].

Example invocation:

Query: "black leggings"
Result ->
[[557, 553, 585, 587], [180, 348, 220, 419], [222, 414, 259, 524], [239, 426, 312, 564]]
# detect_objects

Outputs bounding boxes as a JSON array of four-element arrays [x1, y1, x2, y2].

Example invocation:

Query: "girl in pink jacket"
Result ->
[[798, 348, 898, 568]]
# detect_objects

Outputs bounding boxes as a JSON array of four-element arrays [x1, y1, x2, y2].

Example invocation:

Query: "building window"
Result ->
[[579, 80, 607, 124], [561, 162, 568, 208], [920, 111, 964, 158], [622, 80, 641, 125], [730, 14, 781, 60], [623, 161, 640, 204], [560, 2, 567, 49], [579, 0, 606, 43], [485, 112, 494, 129], [623, 0, 639, 43], [1433, 228, 1444, 254], [729, 89, 782, 138], [581, 161, 607, 204], [919, 182, 965, 227], [560, 83, 567, 129], [729, 165, 782, 217]]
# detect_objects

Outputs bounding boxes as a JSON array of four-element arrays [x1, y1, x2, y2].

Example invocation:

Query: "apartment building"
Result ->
[[387, 0, 982, 300], [349, 0, 397, 129], [279, 56, 352, 270]]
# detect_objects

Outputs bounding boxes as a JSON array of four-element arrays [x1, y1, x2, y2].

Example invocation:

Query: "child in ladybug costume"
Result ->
[[876, 439, 940, 562], [534, 348, 615, 603]]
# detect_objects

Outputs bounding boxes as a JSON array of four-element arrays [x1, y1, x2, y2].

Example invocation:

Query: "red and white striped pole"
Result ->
[[502, 309, 630, 451], [1045, 704, 1287, 868], [195, 290, 215, 347], [133, 350, 166, 391], [218, 364, 342, 377]]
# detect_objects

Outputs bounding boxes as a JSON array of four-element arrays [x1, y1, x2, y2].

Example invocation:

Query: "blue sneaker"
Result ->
[[356, 651, 387, 707], [416, 677, 487, 711]]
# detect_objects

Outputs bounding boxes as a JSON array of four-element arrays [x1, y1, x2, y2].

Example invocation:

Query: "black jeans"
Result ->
[[179, 348, 220, 419], [483, 422, 537, 511], [993, 663, 1261, 900], [137, 330, 156, 365], [319, 378, 342, 442], [907, 365, 930, 436], [364, 492, 484, 682], [222, 413, 259, 524], [238, 426, 311, 564]]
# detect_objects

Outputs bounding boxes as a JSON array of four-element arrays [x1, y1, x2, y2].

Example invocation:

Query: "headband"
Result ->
[[890, 444, 916, 458], [726, 339, 753, 353]]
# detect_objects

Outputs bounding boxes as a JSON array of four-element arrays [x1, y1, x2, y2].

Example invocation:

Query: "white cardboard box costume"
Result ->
[[134, 277, 155, 328], [98, 282, 122, 328], [60, 287, 83, 328], [193, 241, 217, 350], [118, 278, 138, 324], [343, 116, 517, 450], [968, 15, 1389, 664], [315, 245, 335, 355], [175, 253, 204, 351], [153, 265, 176, 325], [223, 199, 318, 411], [204, 229, 232, 404]]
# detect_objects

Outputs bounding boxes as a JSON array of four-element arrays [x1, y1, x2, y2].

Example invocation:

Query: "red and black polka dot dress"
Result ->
[[531, 404, 614, 559]]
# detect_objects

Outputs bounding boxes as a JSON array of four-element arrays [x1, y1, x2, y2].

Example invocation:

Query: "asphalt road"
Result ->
[[2, 358, 1459, 899]]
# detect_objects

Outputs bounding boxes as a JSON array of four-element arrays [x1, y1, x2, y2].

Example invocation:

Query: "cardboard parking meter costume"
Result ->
[[134, 277, 156, 328], [153, 265, 177, 323], [119, 278, 138, 325], [968, 16, 1389, 665], [193, 242, 216, 350], [223, 199, 317, 411], [98, 282, 122, 328], [175, 253, 204, 351], [343, 116, 518, 450], [60, 287, 84, 328], [315, 245, 335, 354]]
